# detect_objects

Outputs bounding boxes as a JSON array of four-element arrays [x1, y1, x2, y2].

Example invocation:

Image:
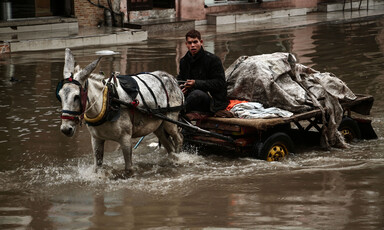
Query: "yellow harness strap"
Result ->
[[84, 86, 109, 123]]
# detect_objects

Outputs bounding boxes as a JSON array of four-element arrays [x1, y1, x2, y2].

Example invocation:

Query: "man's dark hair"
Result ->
[[185, 29, 201, 40]]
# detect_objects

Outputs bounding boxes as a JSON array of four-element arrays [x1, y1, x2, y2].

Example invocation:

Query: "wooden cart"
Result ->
[[181, 94, 377, 161]]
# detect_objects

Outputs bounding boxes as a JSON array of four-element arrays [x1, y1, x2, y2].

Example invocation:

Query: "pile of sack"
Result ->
[[225, 52, 356, 149]]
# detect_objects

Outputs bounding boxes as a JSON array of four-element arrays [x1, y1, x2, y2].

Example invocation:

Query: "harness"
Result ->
[[133, 72, 184, 114], [56, 72, 184, 126], [84, 80, 121, 126], [56, 76, 88, 124]]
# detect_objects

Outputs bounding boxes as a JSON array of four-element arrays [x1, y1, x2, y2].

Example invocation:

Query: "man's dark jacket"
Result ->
[[177, 48, 229, 112]]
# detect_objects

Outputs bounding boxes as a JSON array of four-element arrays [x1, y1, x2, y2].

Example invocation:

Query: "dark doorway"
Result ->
[[127, 0, 153, 11], [3, 0, 72, 19], [153, 0, 175, 8], [51, 0, 73, 17], [8, 0, 35, 18]]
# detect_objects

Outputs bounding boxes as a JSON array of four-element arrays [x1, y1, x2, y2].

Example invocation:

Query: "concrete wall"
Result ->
[[176, 0, 322, 21]]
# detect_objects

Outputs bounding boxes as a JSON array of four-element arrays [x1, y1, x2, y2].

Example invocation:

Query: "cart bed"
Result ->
[[183, 94, 376, 156]]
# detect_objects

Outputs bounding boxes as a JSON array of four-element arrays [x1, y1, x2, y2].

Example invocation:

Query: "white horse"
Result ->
[[57, 48, 184, 176]]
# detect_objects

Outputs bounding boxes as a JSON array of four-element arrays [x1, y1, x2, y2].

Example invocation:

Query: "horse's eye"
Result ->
[[74, 95, 80, 102]]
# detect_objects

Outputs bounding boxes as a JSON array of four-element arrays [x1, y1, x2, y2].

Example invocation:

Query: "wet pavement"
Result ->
[[2, 7, 384, 52], [1, 12, 384, 229]]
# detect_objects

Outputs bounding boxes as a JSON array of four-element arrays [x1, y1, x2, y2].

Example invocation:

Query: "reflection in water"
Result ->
[[0, 18, 384, 229]]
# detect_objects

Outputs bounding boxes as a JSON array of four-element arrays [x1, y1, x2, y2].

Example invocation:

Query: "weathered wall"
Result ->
[[293, 0, 322, 8], [74, 0, 107, 27], [260, 0, 321, 8], [74, 0, 323, 27], [176, 0, 205, 20], [128, 9, 175, 23]]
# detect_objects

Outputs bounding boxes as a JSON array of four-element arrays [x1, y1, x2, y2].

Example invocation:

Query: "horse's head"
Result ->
[[56, 48, 101, 137]]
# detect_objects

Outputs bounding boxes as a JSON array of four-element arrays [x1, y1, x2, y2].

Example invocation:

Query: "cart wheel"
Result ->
[[338, 117, 361, 143], [256, 132, 294, 161]]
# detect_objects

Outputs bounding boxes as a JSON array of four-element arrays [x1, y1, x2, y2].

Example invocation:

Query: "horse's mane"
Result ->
[[89, 73, 106, 81]]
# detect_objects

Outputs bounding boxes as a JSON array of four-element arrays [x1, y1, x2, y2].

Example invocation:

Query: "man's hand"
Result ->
[[181, 79, 195, 94]]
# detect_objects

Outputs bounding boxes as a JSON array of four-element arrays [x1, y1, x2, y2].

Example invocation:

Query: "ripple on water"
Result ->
[[0, 214, 32, 229], [2, 132, 383, 197]]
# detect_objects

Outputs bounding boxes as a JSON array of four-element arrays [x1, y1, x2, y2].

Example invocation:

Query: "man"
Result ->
[[177, 29, 231, 118]]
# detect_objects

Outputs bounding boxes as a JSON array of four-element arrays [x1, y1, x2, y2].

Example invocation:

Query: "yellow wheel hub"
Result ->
[[266, 144, 287, 161], [341, 129, 353, 142]]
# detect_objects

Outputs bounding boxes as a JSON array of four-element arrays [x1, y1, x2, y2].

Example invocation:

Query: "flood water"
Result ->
[[1, 17, 384, 229]]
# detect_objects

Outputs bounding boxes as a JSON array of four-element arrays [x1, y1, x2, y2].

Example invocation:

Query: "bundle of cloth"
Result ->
[[225, 52, 357, 149]]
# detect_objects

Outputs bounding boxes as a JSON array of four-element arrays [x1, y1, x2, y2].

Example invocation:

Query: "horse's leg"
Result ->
[[120, 134, 134, 175], [91, 136, 105, 172], [162, 112, 183, 153], [163, 121, 183, 153], [154, 123, 175, 154]]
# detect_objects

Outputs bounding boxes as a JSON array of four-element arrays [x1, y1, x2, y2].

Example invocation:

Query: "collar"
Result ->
[[187, 47, 205, 62]]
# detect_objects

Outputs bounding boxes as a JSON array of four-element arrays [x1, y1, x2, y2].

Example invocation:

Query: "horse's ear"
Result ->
[[64, 48, 75, 79], [75, 65, 81, 72], [78, 57, 103, 82]]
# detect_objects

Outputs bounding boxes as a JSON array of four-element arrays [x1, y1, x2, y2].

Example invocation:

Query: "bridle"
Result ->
[[56, 76, 88, 124]]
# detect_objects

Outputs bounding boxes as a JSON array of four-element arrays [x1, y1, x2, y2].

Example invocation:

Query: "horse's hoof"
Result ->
[[93, 166, 101, 173], [168, 152, 179, 161], [111, 169, 134, 180], [124, 169, 135, 178]]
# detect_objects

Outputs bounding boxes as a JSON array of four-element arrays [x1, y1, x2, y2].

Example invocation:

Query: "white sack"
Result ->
[[225, 53, 357, 149]]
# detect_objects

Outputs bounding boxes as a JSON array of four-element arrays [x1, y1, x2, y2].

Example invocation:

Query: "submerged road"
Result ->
[[0, 14, 384, 229]]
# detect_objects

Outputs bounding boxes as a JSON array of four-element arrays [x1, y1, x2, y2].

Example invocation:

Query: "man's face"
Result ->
[[186, 37, 203, 56]]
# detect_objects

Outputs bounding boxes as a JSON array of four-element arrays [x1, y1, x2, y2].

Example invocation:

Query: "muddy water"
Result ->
[[1, 17, 384, 229]]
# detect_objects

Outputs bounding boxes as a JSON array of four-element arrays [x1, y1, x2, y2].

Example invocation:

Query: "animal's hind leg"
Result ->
[[163, 121, 183, 153], [154, 124, 175, 154], [91, 136, 105, 172], [119, 134, 134, 175]]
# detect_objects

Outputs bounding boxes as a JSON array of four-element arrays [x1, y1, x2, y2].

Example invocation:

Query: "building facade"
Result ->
[[1, 0, 324, 27]]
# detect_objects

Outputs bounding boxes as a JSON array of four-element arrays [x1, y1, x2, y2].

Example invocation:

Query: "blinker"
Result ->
[[56, 77, 88, 115], [55, 80, 64, 102], [56, 77, 82, 102]]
